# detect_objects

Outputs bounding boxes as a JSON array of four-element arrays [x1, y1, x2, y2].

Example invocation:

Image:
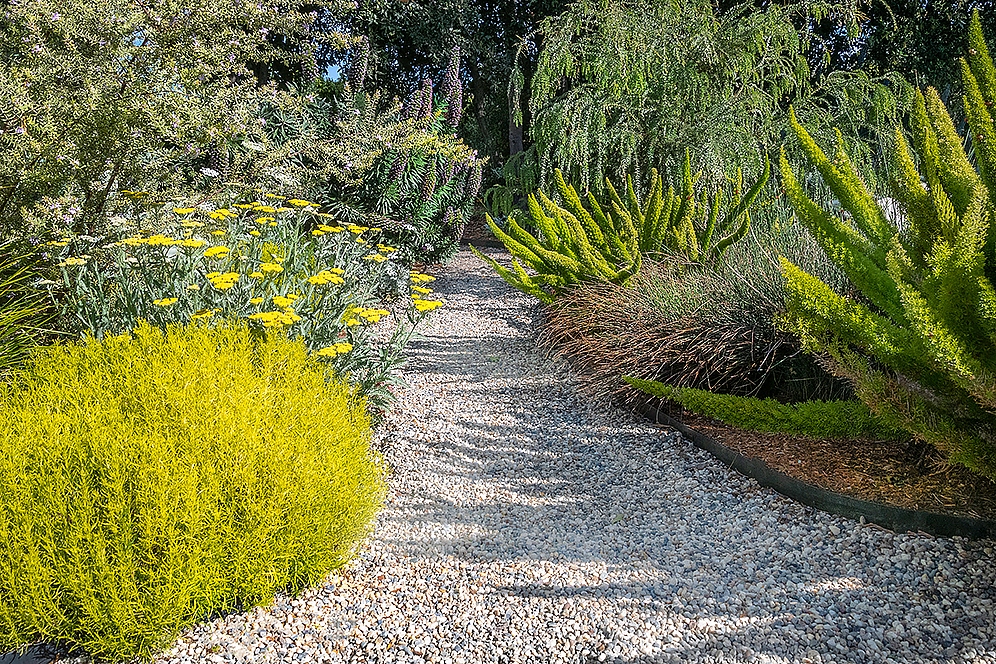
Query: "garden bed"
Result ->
[[660, 405, 996, 524]]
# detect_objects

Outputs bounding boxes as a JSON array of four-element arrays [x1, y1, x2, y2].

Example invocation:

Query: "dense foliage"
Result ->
[[778, 10, 996, 481], [0, 0, 347, 239], [537, 209, 854, 405], [0, 318, 386, 661], [513, 0, 912, 197], [37, 189, 444, 419]]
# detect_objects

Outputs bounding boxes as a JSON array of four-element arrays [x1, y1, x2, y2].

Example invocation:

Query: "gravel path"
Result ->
[[161, 247, 995, 664]]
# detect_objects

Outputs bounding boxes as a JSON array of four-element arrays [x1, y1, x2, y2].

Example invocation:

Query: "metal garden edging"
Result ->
[[636, 402, 996, 540]]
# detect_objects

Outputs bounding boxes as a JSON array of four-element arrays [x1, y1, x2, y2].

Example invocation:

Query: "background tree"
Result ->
[[347, 0, 572, 159], [0, 0, 349, 237], [514, 0, 913, 196]]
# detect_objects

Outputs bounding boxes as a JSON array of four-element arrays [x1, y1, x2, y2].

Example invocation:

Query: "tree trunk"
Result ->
[[467, 54, 494, 151]]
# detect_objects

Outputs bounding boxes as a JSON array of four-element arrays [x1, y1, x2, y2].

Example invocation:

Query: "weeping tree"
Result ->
[[512, 0, 914, 197]]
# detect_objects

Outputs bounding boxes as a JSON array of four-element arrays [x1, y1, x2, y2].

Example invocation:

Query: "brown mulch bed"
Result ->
[[673, 409, 996, 522]]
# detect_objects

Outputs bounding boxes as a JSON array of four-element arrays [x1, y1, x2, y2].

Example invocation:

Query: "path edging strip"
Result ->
[[636, 402, 996, 540]]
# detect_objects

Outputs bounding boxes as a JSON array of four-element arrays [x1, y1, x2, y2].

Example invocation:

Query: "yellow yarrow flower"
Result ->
[[180, 220, 205, 228], [191, 308, 218, 320], [203, 246, 230, 258], [211, 230, 226, 236], [288, 199, 314, 206], [260, 262, 284, 273], [153, 297, 178, 306], [58, 257, 87, 266], [318, 224, 344, 233], [180, 239, 207, 247], [249, 271, 264, 278], [363, 253, 388, 262], [173, 207, 196, 214], [264, 193, 286, 199], [410, 272, 436, 282], [253, 206, 278, 213], [306, 270, 345, 286], [186, 284, 200, 291], [250, 297, 264, 304], [315, 342, 353, 357], [209, 208, 237, 221], [249, 230, 261, 236], [413, 299, 443, 312], [412, 286, 433, 294]]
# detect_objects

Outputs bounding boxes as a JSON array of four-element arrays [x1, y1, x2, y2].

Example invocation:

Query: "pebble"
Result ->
[[69, 248, 996, 663]]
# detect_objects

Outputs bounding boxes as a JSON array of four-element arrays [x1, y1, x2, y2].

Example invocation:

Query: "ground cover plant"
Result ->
[[35, 187, 443, 419], [776, 9, 996, 483], [0, 318, 386, 661]]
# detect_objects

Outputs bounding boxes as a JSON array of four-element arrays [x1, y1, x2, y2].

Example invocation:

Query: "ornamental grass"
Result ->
[[0, 318, 386, 662], [538, 210, 854, 406]]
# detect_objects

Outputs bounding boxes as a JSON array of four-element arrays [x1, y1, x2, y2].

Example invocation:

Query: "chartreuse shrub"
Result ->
[[623, 376, 902, 439], [0, 317, 386, 662], [776, 9, 996, 481], [471, 152, 768, 303]]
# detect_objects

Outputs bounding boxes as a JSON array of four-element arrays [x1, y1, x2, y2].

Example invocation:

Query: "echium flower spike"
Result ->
[[465, 161, 483, 201], [438, 158, 455, 188], [303, 43, 321, 84], [347, 36, 369, 90], [421, 159, 437, 203], [452, 208, 466, 240], [440, 46, 462, 128], [417, 78, 433, 121], [389, 152, 409, 183]]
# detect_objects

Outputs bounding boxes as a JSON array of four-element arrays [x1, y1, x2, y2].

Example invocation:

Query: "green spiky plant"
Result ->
[[471, 151, 768, 303], [776, 9, 996, 482], [623, 376, 902, 439]]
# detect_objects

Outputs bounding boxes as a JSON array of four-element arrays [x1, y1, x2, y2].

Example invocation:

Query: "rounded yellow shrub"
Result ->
[[0, 318, 386, 661]]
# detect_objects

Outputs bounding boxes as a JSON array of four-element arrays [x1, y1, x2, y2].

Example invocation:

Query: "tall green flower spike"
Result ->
[[776, 8, 996, 482], [472, 151, 768, 302]]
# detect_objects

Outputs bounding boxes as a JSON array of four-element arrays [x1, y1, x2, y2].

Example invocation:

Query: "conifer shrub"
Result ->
[[777, 9, 996, 481], [472, 153, 768, 303], [0, 318, 386, 662], [623, 377, 903, 439]]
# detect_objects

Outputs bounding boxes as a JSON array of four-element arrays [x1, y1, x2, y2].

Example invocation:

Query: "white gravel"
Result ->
[[152, 247, 995, 663]]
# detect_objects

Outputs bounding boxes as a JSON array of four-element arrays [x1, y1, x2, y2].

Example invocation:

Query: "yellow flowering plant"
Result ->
[[46, 192, 438, 416]]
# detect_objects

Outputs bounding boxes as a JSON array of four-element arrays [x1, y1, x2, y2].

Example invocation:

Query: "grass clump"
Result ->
[[538, 210, 854, 405], [0, 318, 386, 662]]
